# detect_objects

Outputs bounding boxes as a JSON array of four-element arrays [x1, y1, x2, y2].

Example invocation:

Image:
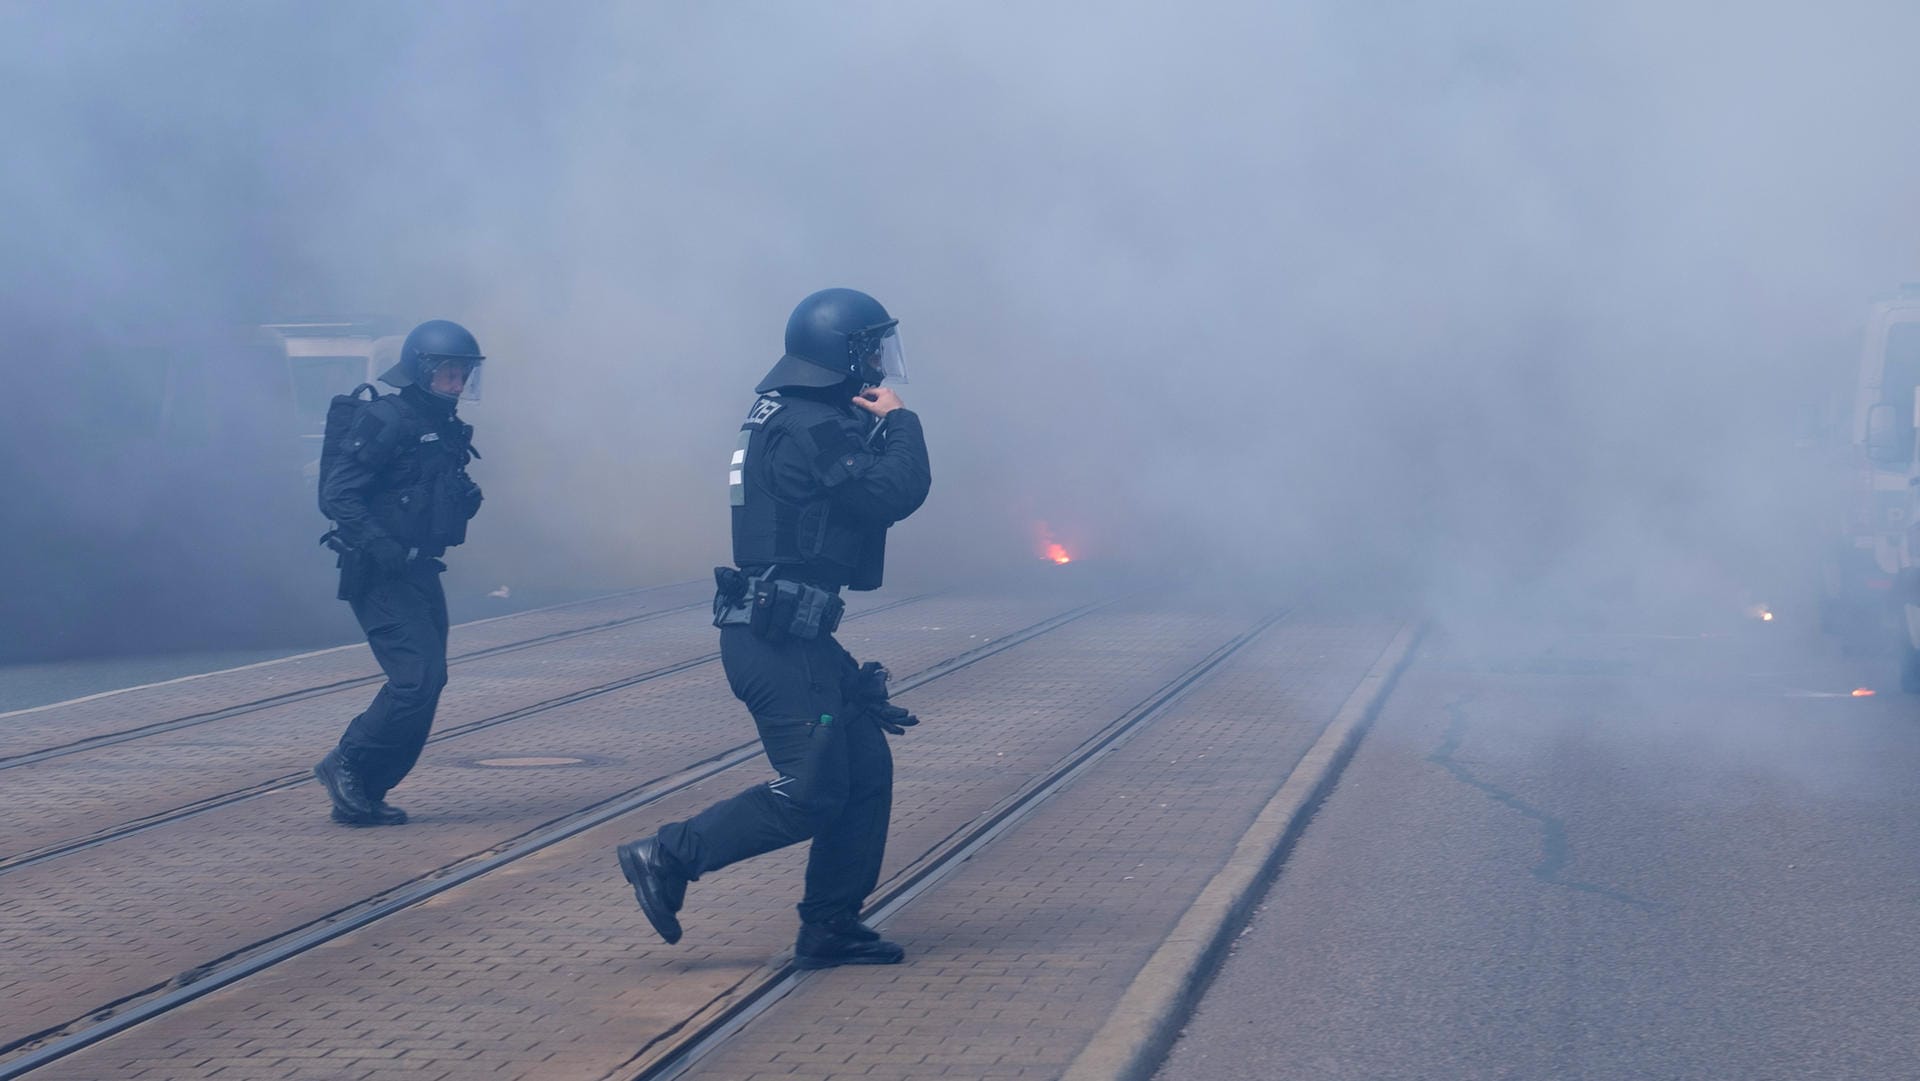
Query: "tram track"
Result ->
[[0, 595, 1118, 1077], [0, 582, 708, 770], [608, 609, 1290, 1081], [0, 593, 936, 876]]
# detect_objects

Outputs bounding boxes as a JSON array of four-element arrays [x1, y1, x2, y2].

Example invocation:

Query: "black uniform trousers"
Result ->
[[657, 626, 894, 926], [337, 560, 450, 801]]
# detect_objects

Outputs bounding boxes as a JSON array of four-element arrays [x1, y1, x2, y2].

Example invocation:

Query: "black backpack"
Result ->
[[317, 383, 382, 517]]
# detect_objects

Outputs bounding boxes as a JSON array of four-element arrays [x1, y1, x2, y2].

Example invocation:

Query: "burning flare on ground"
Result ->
[[1852, 688, 1876, 697], [1035, 521, 1074, 566]]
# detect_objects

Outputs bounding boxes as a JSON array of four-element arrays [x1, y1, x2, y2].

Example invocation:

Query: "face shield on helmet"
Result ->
[[421, 355, 484, 401], [851, 322, 907, 386], [874, 330, 907, 383]]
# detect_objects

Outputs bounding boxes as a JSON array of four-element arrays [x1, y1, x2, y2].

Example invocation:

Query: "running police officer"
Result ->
[[313, 319, 486, 827], [616, 288, 931, 969]]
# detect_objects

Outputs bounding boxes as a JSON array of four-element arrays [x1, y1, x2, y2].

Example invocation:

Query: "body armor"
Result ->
[[729, 392, 888, 590]]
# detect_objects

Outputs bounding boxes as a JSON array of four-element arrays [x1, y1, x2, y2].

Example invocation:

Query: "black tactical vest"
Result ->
[[729, 393, 887, 589], [356, 395, 477, 549]]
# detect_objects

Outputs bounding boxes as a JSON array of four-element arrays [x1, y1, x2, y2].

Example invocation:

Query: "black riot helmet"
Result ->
[[382, 319, 486, 401], [755, 288, 907, 394]]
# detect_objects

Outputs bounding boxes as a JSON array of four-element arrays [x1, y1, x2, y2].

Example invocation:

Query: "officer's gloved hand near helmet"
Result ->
[[846, 661, 919, 735]]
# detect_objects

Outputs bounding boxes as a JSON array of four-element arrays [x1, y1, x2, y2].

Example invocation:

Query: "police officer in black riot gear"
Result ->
[[313, 319, 486, 827], [616, 288, 931, 969]]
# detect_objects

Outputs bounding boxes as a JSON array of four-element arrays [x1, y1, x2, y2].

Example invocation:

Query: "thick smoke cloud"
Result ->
[[4, 1, 1918, 658]]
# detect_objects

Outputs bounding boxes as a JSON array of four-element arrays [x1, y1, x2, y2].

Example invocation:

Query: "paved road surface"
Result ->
[[1158, 611, 1920, 1081]]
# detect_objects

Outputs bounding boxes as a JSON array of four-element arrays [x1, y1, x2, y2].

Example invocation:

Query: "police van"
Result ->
[[1823, 289, 1920, 687], [260, 319, 404, 486]]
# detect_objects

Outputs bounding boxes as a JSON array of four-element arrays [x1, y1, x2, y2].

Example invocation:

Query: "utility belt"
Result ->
[[320, 530, 445, 602], [320, 530, 444, 562], [712, 566, 844, 642]]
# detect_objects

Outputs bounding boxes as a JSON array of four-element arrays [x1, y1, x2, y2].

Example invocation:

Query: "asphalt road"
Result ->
[[1157, 609, 1920, 1081]]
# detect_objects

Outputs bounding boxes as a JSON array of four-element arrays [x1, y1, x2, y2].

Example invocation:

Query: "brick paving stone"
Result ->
[[0, 581, 773, 859], [0, 583, 710, 760], [0, 593, 1073, 1052], [22, 601, 1248, 1081], [683, 611, 1404, 1081]]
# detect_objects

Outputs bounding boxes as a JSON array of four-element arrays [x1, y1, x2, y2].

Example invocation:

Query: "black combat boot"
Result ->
[[331, 801, 408, 827], [794, 916, 904, 970], [835, 911, 880, 942], [616, 838, 688, 944], [314, 749, 377, 822]]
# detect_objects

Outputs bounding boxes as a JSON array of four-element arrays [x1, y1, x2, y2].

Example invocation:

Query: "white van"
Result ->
[[1826, 291, 1920, 687], [260, 321, 404, 486]]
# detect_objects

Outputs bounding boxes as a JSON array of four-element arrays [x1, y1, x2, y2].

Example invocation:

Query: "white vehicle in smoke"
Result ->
[[260, 320, 405, 486], [1834, 290, 1920, 689]]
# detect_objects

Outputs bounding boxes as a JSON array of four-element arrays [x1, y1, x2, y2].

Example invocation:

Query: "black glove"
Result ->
[[870, 701, 919, 736], [848, 661, 890, 703], [846, 660, 919, 736], [457, 472, 484, 519], [365, 537, 409, 577]]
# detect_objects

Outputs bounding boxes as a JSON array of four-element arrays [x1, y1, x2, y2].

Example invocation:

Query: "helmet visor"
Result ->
[[423, 356, 484, 401], [866, 328, 908, 384]]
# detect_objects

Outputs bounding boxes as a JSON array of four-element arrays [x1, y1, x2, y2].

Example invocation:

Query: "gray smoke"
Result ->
[[4, 0, 1918, 657]]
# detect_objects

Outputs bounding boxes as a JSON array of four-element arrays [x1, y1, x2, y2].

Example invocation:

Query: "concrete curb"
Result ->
[[1059, 620, 1426, 1081]]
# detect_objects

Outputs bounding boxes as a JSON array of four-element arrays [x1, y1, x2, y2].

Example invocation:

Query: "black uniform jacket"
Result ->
[[320, 386, 474, 555]]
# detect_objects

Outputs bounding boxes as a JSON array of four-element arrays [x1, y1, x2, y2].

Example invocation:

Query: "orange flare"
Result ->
[[1046, 543, 1071, 565], [1853, 688, 1876, 697]]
